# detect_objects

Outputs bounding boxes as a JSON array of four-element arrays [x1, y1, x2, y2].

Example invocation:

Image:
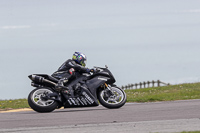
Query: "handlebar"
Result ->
[[91, 65, 108, 74]]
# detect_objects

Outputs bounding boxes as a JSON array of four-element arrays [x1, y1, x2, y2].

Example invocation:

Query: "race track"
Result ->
[[0, 99, 200, 133]]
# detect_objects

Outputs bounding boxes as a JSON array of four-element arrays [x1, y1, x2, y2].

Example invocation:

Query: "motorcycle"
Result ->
[[28, 65, 126, 113]]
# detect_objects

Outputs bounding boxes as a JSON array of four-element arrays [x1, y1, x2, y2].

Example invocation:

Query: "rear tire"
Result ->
[[28, 87, 58, 113], [98, 85, 126, 109]]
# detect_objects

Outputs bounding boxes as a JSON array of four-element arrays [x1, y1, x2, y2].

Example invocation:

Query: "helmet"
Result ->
[[72, 52, 87, 67]]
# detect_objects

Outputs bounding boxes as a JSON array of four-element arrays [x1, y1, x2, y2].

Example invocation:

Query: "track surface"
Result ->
[[1, 99, 200, 132]]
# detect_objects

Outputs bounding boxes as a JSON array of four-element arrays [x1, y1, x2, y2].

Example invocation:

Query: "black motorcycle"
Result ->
[[28, 65, 126, 113]]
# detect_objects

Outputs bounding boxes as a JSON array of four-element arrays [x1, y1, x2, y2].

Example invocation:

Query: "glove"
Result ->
[[90, 69, 96, 73], [86, 68, 91, 73], [86, 68, 96, 73]]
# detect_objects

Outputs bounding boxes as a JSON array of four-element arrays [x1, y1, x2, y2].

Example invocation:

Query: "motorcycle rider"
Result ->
[[52, 52, 92, 94]]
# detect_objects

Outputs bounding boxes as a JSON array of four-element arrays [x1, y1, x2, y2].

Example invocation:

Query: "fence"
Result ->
[[122, 80, 170, 90]]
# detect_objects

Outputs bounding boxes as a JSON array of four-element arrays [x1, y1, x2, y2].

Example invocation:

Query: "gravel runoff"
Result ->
[[0, 118, 200, 133]]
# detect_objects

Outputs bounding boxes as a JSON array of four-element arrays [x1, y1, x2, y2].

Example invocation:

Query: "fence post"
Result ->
[[122, 86, 124, 90], [152, 80, 155, 87], [143, 81, 146, 88], [128, 84, 130, 89], [125, 85, 128, 90], [139, 82, 142, 88], [135, 83, 138, 89], [147, 81, 150, 88], [157, 80, 160, 87], [131, 84, 134, 89]]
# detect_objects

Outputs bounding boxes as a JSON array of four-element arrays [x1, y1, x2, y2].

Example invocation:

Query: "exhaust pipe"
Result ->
[[31, 82, 43, 87], [28, 75, 56, 86]]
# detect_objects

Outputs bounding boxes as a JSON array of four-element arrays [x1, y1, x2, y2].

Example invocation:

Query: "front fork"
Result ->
[[104, 83, 114, 96]]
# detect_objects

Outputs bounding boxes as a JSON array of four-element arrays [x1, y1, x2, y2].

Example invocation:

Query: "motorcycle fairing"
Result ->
[[63, 85, 99, 108], [63, 76, 109, 108], [86, 76, 110, 98], [64, 75, 109, 100]]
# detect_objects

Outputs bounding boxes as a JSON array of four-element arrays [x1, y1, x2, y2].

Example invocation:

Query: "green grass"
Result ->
[[0, 99, 29, 111], [1, 82, 200, 110], [125, 82, 200, 102], [181, 131, 200, 133]]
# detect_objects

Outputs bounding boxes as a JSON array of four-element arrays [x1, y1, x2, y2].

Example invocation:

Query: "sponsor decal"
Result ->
[[84, 98, 91, 104], [102, 72, 109, 75], [68, 97, 86, 106], [81, 96, 88, 105], [69, 68, 75, 75], [67, 92, 94, 106], [68, 99, 72, 105], [77, 97, 85, 105], [98, 77, 107, 81], [82, 92, 94, 104], [74, 98, 80, 106], [69, 98, 77, 105], [79, 56, 82, 60]]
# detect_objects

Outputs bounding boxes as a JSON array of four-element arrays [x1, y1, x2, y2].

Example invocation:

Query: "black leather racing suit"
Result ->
[[51, 59, 90, 86]]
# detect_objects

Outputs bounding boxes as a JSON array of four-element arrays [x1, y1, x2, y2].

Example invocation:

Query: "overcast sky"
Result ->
[[0, 0, 200, 99]]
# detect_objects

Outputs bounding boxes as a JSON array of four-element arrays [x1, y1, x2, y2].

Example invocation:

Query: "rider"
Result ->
[[52, 52, 92, 94]]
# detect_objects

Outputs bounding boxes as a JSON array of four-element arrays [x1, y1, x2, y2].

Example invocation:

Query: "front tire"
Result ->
[[28, 87, 58, 113], [98, 85, 126, 109]]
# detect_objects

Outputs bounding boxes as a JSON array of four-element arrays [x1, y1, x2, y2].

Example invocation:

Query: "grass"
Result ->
[[125, 82, 200, 102], [0, 99, 29, 111], [181, 131, 200, 133], [1, 82, 200, 111]]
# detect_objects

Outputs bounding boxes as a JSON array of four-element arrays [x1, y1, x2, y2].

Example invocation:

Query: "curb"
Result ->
[[0, 108, 33, 113], [0, 107, 65, 113]]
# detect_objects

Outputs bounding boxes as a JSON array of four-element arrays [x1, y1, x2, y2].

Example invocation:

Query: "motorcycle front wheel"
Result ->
[[28, 87, 58, 113], [98, 85, 126, 109]]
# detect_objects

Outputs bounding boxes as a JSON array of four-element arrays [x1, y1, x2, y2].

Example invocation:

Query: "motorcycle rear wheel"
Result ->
[[28, 87, 58, 113], [98, 85, 126, 109]]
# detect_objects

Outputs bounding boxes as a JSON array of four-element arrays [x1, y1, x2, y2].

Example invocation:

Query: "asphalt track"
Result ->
[[0, 99, 200, 133]]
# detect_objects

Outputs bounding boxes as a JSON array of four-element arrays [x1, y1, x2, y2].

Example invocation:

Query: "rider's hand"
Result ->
[[86, 68, 91, 73], [90, 69, 96, 73]]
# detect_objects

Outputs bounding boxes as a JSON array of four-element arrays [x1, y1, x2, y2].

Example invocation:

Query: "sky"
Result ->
[[0, 0, 200, 99]]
